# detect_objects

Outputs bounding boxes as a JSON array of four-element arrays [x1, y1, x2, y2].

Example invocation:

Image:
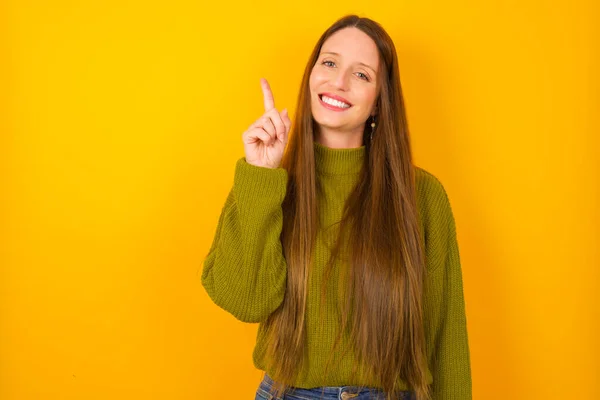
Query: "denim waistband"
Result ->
[[258, 373, 415, 400]]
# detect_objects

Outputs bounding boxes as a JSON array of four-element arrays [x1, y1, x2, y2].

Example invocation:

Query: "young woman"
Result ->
[[201, 14, 472, 400]]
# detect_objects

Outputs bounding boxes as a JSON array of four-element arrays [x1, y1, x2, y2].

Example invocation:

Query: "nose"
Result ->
[[332, 68, 351, 91]]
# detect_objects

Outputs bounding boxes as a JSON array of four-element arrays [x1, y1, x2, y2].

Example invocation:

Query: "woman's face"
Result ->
[[309, 27, 380, 138]]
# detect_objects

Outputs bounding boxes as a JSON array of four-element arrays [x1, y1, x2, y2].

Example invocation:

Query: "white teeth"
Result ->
[[321, 95, 350, 108]]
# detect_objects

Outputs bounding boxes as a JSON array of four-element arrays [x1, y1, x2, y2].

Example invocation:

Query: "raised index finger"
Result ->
[[260, 78, 275, 112]]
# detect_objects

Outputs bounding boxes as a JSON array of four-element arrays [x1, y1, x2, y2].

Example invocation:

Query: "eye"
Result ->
[[356, 72, 370, 81], [321, 59, 370, 82]]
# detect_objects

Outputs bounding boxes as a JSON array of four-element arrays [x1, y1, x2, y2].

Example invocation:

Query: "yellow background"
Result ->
[[2, 1, 598, 399]]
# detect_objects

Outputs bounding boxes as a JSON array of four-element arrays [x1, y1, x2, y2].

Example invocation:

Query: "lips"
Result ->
[[319, 92, 353, 106]]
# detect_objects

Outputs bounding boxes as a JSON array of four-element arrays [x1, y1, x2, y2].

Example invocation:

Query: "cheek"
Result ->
[[309, 74, 327, 105], [308, 71, 318, 98], [360, 87, 378, 109], [310, 68, 328, 89]]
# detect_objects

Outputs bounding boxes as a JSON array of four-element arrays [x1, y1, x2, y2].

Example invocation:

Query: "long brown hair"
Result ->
[[262, 14, 431, 400]]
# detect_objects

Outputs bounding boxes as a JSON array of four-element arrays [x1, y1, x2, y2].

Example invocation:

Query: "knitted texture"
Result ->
[[201, 142, 472, 399]]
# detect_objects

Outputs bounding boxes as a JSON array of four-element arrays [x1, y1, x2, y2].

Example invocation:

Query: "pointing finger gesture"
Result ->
[[242, 78, 292, 169]]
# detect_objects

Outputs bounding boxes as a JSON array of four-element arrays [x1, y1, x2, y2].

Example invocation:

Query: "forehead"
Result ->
[[320, 27, 379, 69]]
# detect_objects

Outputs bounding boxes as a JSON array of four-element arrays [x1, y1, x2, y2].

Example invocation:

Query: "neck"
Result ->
[[315, 127, 364, 149], [313, 141, 365, 176]]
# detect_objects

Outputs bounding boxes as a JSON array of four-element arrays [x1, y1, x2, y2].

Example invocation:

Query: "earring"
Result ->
[[370, 116, 376, 141]]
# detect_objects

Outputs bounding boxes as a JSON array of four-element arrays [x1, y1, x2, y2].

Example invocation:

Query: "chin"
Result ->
[[312, 109, 343, 126], [313, 114, 337, 127], [316, 121, 349, 133]]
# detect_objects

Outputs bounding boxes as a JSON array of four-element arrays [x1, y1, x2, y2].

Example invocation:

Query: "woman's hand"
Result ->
[[242, 78, 291, 169]]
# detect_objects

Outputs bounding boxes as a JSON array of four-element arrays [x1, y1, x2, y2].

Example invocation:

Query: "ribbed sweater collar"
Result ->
[[314, 141, 365, 176]]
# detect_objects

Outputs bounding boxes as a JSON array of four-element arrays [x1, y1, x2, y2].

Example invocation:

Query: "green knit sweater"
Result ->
[[201, 142, 472, 399]]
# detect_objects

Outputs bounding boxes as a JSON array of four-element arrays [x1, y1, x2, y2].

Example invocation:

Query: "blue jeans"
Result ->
[[255, 373, 416, 400]]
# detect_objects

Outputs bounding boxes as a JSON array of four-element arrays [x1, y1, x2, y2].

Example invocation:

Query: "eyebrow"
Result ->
[[320, 51, 377, 74]]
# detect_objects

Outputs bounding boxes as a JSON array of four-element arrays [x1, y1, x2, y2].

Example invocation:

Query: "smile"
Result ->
[[319, 94, 352, 111]]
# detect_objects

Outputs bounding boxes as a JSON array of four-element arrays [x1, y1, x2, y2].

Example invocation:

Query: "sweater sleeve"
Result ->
[[201, 157, 288, 323], [421, 174, 472, 399]]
